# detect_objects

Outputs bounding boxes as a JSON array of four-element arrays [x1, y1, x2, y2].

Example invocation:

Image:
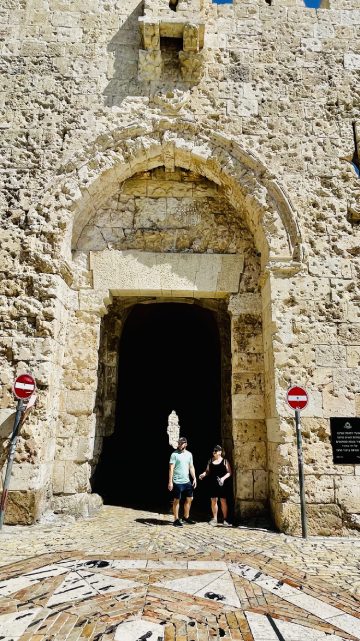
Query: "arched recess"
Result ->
[[47, 122, 302, 268], [49, 121, 304, 526]]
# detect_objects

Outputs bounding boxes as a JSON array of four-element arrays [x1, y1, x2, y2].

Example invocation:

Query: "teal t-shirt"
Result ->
[[170, 450, 193, 484]]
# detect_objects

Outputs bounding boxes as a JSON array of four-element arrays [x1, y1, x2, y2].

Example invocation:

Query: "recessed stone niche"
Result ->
[[138, 0, 205, 81]]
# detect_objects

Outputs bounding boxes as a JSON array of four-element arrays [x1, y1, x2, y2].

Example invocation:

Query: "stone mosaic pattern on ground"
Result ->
[[0, 531, 360, 640], [0, 0, 359, 533]]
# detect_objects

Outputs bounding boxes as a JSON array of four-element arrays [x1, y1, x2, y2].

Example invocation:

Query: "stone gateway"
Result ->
[[0, 0, 359, 535]]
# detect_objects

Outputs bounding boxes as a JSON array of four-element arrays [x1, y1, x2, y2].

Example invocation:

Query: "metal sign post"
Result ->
[[287, 385, 308, 539], [0, 373, 36, 530], [0, 399, 24, 530], [295, 408, 307, 539]]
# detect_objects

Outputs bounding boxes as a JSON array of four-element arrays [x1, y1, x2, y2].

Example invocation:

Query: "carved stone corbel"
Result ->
[[179, 50, 204, 82]]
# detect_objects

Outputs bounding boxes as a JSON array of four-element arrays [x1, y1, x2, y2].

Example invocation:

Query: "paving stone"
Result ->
[[0, 506, 359, 640]]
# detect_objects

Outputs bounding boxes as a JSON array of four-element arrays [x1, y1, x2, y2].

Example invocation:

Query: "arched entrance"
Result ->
[[93, 301, 229, 515], [47, 123, 305, 532]]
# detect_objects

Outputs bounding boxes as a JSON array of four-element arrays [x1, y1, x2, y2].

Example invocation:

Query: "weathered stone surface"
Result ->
[[0, 0, 359, 534], [51, 492, 103, 518], [4, 490, 44, 526]]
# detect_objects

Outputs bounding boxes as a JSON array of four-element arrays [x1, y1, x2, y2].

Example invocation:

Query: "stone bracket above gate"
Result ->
[[89, 251, 243, 299], [138, 0, 205, 82]]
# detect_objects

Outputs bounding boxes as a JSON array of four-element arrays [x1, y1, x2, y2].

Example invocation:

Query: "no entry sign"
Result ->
[[287, 386, 308, 411], [13, 373, 36, 400]]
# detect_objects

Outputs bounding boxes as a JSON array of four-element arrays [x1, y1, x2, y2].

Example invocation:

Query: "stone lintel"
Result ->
[[89, 250, 243, 298], [139, 16, 205, 48]]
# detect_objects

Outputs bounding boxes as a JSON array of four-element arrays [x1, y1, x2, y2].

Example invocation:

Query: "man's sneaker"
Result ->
[[222, 520, 232, 527], [173, 519, 183, 527], [208, 518, 217, 526], [182, 517, 196, 524]]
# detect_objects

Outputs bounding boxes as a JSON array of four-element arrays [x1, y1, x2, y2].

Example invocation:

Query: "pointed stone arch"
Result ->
[[48, 122, 303, 269], [47, 121, 305, 529]]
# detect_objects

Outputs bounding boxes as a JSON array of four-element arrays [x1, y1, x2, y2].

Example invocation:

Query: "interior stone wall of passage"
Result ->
[[91, 297, 234, 509]]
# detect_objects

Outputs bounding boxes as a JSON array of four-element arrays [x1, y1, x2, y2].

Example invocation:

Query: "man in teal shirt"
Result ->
[[168, 437, 197, 527]]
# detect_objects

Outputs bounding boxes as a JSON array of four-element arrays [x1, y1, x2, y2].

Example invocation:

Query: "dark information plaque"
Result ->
[[330, 417, 360, 464]]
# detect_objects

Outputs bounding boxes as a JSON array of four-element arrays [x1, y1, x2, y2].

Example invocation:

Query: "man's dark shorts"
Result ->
[[172, 482, 193, 499]]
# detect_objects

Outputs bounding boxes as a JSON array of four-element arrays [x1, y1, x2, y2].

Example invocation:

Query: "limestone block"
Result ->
[[344, 53, 360, 69], [266, 417, 293, 444], [253, 470, 268, 500], [51, 492, 102, 518], [333, 368, 360, 394], [57, 413, 77, 437], [322, 390, 355, 418], [63, 369, 98, 392], [238, 441, 267, 470], [347, 302, 360, 323], [134, 197, 167, 228], [61, 390, 96, 416], [232, 332, 263, 356], [232, 394, 265, 420], [269, 472, 295, 502], [236, 469, 253, 500], [78, 290, 112, 315], [335, 477, 360, 513], [232, 352, 264, 373], [273, 501, 343, 536], [4, 490, 44, 525], [63, 461, 91, 494], [3, 462, 47, 492], [232, 372, 264, 395], [227, 98, 259, 118], [315, 345, 347, 368], [267, 442, 298, 474], [347, 346, 360, 367], [77, 414, 97, 438], [90, 250, 243, 297], [228, 293, 262, 316], [52, 460, 65, 494], [305, 475, 335, 503], [147, 182, 192, 198], [292, 322, 338, 345], [271, 276, 330, 302], [338, 324, 360, 345], [233, 419, 266, 442]]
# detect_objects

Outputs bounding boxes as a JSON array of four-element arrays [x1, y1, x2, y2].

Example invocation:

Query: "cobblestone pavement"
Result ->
[[0, 506, 359, 640]]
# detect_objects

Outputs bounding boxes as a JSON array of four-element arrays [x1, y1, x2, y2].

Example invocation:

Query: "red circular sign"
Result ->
[[13, 374, 36, 400], [287, 386, 308, 410]]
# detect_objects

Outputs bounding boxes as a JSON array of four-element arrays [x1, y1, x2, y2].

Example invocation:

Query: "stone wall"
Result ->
[[0, 0, 359, 533]]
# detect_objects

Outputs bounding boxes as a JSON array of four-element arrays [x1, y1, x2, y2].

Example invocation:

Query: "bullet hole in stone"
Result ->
[[189, 621, 196, 627], [219, 628, 226, 637]]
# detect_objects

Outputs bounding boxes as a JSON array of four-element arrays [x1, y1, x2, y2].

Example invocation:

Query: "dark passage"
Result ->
[[94, 302, 222, 515]]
